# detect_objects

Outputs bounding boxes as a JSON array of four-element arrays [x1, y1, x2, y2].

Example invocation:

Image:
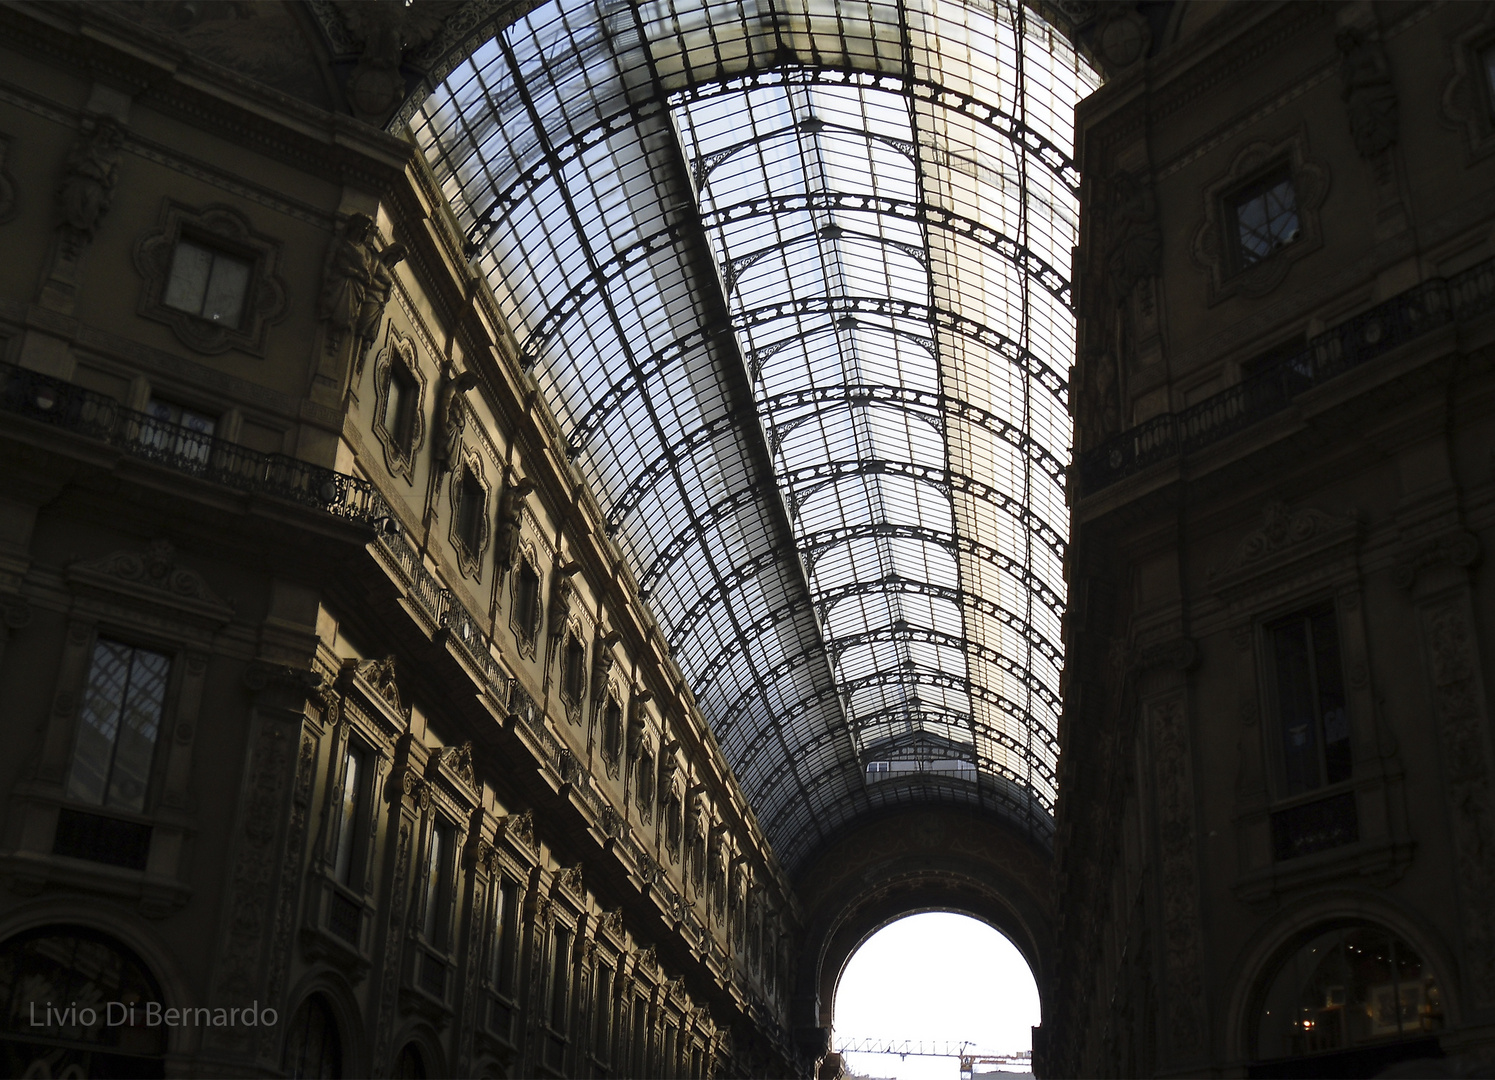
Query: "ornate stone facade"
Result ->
[[1051, 2, 1495, 1076]]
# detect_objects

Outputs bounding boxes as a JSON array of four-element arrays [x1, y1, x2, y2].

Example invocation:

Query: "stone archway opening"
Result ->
[[831, 911, 1040, 1080]]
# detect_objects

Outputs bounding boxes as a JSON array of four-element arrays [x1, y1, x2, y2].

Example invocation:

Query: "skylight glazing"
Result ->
[[412, 0, 1097, 870]]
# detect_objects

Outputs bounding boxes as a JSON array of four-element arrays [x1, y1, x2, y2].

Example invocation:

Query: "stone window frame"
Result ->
[[558, 620, 587, 724], [634, 740, 655, 823], [371, 324, 426, 483], [448, 444, 490, 580], [14, 541, 232, 916], [133, 200, 288, 356], [1190, 131, 1329, 305], [599, 688, 624, 779], [510, 541, 544, 660], [1437, 6, 1495, 165], [1209, 503, 1410, 902]]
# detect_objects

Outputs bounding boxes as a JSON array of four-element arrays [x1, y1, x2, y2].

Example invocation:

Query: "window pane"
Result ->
[[163, 241, 214, 314], [334, 743, 367, 885], [423, 823, 448, 943], [67, 640, 131, 805], [202, 252, 251, 326], [1272, 619, 1320, 795], [1312, 608, 1351, 785], [107, 648, 169, 813]]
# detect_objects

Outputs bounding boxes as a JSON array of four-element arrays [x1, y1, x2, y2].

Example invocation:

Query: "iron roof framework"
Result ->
[[412, 0, 1097, 871]]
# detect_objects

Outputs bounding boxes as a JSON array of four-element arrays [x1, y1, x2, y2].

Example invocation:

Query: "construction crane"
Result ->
[[830, 1038, 1033, 1077]]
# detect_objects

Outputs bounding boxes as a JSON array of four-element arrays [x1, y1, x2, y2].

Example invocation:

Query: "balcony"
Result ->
[[1079, 257, 1495, 495]]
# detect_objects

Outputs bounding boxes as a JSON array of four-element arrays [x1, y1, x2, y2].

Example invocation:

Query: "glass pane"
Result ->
[[202, 251, 252, 326], [334, 743, 366, 885], [1312, 607, 1351, 785], [1272, 618, 1320, 795], [423, 823, 448, 943], [67, 639, 130, 805], [106, 647, 169, 813], [163, 240, 214, 314]]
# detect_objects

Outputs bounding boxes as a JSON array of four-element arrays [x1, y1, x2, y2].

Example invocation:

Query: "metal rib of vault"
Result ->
[[411, 0, 1097, 870]]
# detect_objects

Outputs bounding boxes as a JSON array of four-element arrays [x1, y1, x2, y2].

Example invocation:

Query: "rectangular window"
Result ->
[[514, 559, 541, 644], [163, 239, 251, 327], [457, 467, 485, 554], [140, 398, 216, 468], [1268, 602, 1351, 796], [549, 926, 572, 1032], [1230, 169, 1300, 268], [422, 819, 455, 947], [562, 633, 586, 703], [593, 964, 613, 1062], [386, 361, 418, 450], [67, 638, 170, 814], [491, 877, 520, 995], [631, 998, 648, 1078], [333, 741, 370, 887]]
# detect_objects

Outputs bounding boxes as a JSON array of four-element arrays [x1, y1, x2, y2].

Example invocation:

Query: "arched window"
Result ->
[[393, 1042, 426, 1079], [1254, 924, 1444, 1073], [0, 925, 167, 1079], [283, 994, 342, 1080]]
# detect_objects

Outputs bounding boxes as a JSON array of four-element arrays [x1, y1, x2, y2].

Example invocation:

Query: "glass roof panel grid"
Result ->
[[413, 0, 1091, 870]]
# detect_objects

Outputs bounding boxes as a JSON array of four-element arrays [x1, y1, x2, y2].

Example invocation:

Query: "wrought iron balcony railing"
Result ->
[[0, 360, 388, 524], [1079, 256, 1495, 495]]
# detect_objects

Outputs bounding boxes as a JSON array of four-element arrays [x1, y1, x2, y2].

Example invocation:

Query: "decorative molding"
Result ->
[[1210, 501, 1359, 594], [509, 542, 542, 659], [1190, 130, 1329, 306], [1149, 696, 1207, 1055], [38, 113, 124, 313], [448, 443, 490, 579], [496, 809, 534, 851], [429, 740, 480, 796], [1420, 600, 1495, 1004], [0, 132, 16, 225], [1393, 529, 1480, 590], [133, 200, 289, 356], [353, 655, 407, 719], [67, 538, 234, 625], [370, 323, 427, 483], [1439, 4, 1495, 165], [1336, 26, 1398, 179]]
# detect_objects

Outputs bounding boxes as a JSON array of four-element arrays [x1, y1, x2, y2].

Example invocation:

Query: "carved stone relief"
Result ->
[[133, 200, 289, 355], [1420, 601, 1495, 1004], [39, 114, 123, 312], [0, 134, 16, 225], [319, 212, 406, 364], [1148, 696, 1207, 1054], [1336, 26, 1399, 172], [433, 365, 477, 474]]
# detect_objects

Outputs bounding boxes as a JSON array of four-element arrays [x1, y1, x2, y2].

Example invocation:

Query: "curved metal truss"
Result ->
[[702, 193, 1072, 307], [564, 292, 1068, 454], [412, 0, 1096, 871]]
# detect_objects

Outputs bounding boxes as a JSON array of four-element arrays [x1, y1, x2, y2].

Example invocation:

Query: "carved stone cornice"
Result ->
[[67, 539, 234, 626], [1209, 501, 1359, 600], [1394, 529, 1480, 590]]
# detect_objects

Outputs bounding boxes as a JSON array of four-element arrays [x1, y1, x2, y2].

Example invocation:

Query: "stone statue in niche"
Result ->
[[319, 212, 407, 363], [58, 115, 123, 241], [1337, 26, 1398, 165], [1074, 349, 1121, 451], [433, 366, 478, 471], [493, 478, 533, 575], [1104, 170, 1161, 303]]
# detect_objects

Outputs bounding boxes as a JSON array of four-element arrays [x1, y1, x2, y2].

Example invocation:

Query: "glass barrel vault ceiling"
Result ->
[[412, 0, 1097, 872]]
